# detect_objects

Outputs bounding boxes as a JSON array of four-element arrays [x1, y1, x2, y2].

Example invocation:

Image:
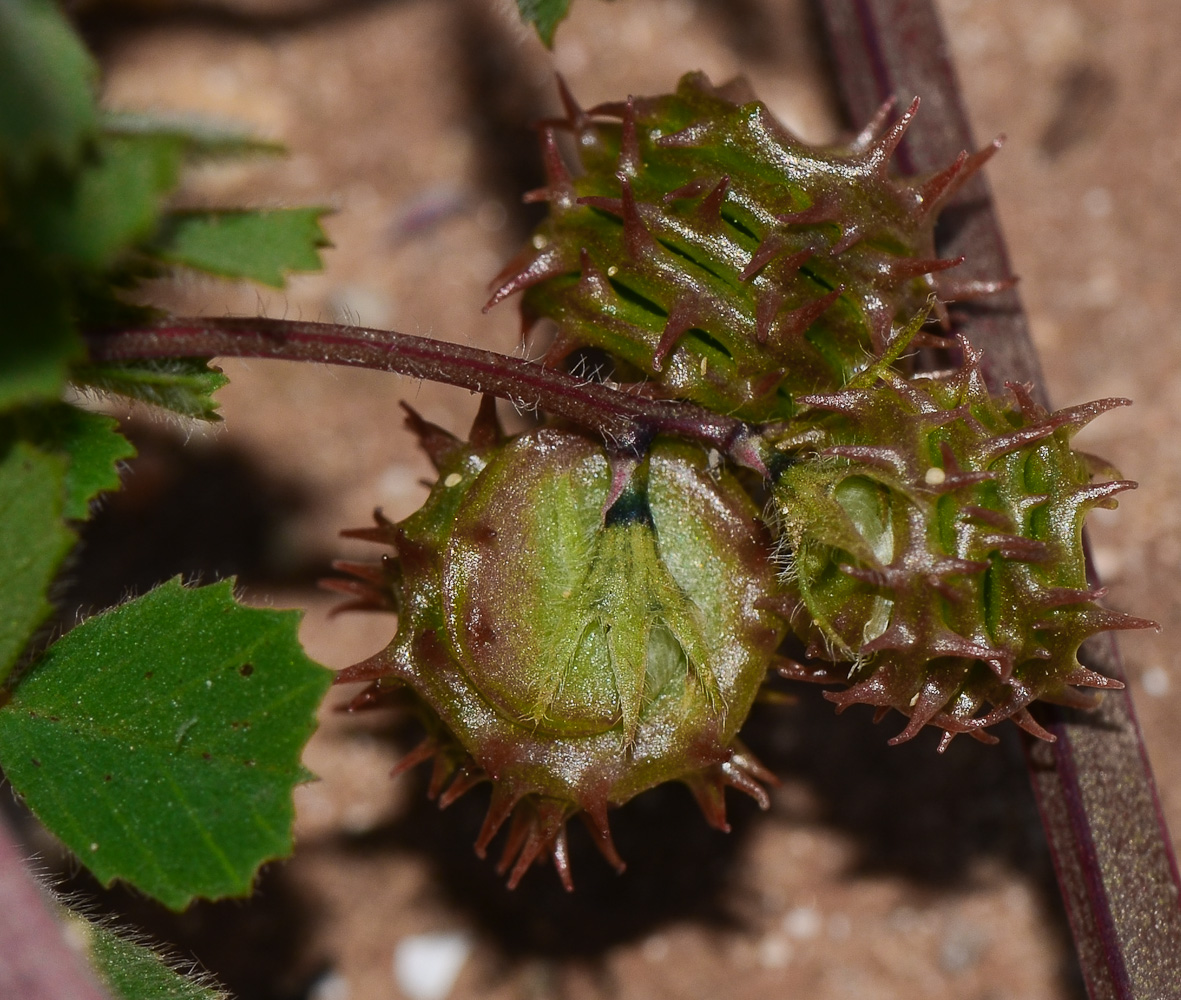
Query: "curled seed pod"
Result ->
[[333, 400, 789, 888], [769, 338, 1156, 748], [488, 72, 999, 421]]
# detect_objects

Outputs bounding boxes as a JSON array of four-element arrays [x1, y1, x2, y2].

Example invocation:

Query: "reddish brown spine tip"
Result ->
[[865, 96, 920, 175], [849, 95, 898, 154], [618, 96, 641, 178]]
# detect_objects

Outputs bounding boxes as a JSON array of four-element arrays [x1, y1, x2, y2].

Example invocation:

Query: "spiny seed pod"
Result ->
[[331, 399, 789, 888], [769, 339, 1156, 748], [487, 72, 1003, 421]]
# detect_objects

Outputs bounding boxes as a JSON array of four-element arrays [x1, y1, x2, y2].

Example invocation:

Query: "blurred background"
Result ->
[[40, 0, 1181, 996]]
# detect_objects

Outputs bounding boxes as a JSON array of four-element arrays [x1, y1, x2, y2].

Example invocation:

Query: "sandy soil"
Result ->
[[33, 0, 1181, 997]]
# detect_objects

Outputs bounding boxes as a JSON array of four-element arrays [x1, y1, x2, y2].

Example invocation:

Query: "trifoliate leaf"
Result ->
[[0, 439, 73, 683], [0, 578, 333, 910], [14, 132, 186, 269], [515, 0, 572, 46], [0, 0, 98, 174], [64, 910, 228, 1000], [3, 404, 135, 520], [72, 358, 229, 421], [149, 208, 331, 287]]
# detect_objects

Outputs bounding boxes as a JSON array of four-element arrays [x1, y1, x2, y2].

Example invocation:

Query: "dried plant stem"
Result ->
[[84, 318, 763, 468], [818, 1, 1181, 996]]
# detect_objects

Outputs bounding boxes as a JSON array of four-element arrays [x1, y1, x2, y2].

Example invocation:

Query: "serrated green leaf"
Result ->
[[3, 404, 135, 519], [515, 0, 572, 46], [0, 578, 333, 910], [65, 910, 228, 1000], [72, 358, 229, 421], [0, 439, 74, 682], [0, 0, 98, 174], [14, 132, 186, 269], [149, 208, 330, 287]]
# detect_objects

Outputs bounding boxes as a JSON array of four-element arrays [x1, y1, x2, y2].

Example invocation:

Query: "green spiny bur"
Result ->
[[490, 73, 993, 421], [331, 400, 788, 887], [771, 341, 1154, 747]]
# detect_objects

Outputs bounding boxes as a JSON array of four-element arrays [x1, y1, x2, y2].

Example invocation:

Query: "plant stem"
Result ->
[[817, 1, 1181, 996], [0, 812, 112, 1000], [83, 318, 764, 469]]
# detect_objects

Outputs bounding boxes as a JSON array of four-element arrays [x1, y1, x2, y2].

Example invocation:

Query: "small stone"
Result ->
[[1141, 666, 1170, 698], [392, 932, 472, 1000], [782, 906, 822, 940], [641, 934, 670, 963], [938, 924, 986, 974]]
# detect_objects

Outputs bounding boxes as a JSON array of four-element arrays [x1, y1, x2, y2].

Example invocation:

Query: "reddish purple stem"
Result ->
[[0, 813, 112, 1000], [83, 318, 764, 469], [818, 1, 1181, 996]]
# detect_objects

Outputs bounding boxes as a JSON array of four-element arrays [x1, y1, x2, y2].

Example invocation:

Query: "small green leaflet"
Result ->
[[0, 0, 97, 174], [0, 440, 73, 683], [14, 132, 186, 270], [515, 0, 572, 46], [72, 359, 229, 422], [150, 209, 331, 288], [65, 910, 228, 1000], [0, 579, 333, 910], [0, 403, 130, 682], [4, 404, 135, 520]]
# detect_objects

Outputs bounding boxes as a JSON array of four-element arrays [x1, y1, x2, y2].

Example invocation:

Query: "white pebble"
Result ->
[[641, 934, 670, 963], [1142, 666, 1171, 698], [393, 932, 472, 1000], [782, 906, 822, 940]]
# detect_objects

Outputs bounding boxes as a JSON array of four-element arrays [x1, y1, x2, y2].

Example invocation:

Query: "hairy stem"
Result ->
[[0, 812, 113, 1000], [818, 1, 1181, 996], [83, 318, 764, 469]]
